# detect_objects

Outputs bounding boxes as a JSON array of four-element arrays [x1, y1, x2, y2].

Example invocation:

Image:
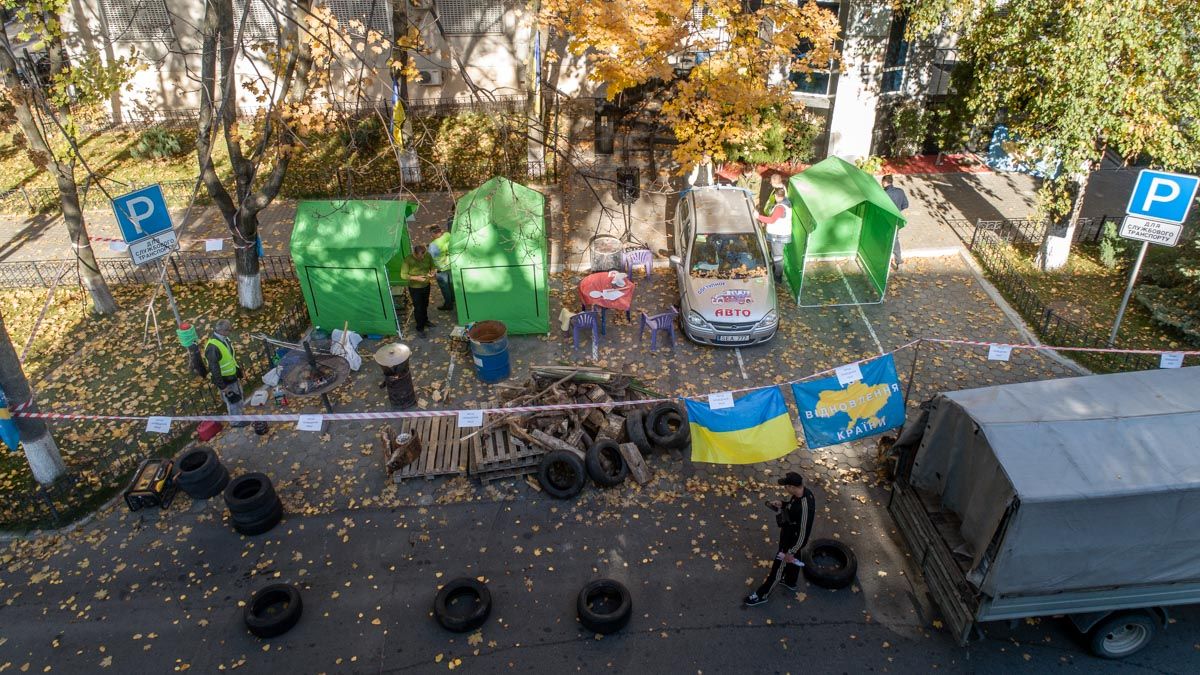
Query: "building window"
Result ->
[[328, 0, 392, 38], [790, 1, 839, 97], [436, 0, 504, 35], [98, 0, 173, 43], [881, 10, 909, 94]]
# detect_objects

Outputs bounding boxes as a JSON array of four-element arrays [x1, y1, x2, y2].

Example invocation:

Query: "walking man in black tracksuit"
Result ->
[[745, 471, 815, 606]]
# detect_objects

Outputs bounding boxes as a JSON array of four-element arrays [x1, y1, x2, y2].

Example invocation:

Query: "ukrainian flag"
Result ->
[[684, 388, 798, 464]]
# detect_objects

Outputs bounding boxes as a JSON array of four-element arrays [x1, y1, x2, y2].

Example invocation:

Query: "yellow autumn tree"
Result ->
[[541, 0, 840, 166]]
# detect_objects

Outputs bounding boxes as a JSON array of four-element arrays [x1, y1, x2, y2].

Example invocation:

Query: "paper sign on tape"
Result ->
[[296, 414, 324, 431], [204, 238, 224, 252], [1160, 352, 1184, 369], [987, 344, 1013, 362], [707, 391, 735, 410], [145, 416, 172, 433], [458, 410, 484, 427], [835, 363, 863, 386]]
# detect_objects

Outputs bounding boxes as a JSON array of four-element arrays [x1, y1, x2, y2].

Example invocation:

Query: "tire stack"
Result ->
[[644, 403, 690, 451], [174, 446, 230, 500], [223, 472, 284, 536]]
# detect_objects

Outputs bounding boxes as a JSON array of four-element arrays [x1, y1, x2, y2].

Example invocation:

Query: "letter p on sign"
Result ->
[[111, 184, 173, 244], [1126, 170, 1200, 224], [124, 196, 155, 235]]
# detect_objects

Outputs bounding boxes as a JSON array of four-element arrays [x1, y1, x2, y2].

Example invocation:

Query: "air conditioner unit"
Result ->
[[417, 69, 443, 86]]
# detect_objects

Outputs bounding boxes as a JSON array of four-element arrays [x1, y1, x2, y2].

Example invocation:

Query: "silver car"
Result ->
[[669, 186, 779, 346]]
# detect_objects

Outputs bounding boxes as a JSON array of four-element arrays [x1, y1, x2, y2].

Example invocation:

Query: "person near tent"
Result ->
[[428, 220, 455, 311], [205, 319, 246, 425], [734, 164, 762, 207], [686, 153, 715, 190], [761, 172, 786, 215], [881, 174, 908, 269], [757, 186, 792, 281], [744, 472, 816, 606], [401, 244, 437, 337]]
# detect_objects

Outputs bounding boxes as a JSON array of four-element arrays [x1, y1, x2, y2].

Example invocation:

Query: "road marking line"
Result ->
[[734, 348, 748, 380], [838, 261, 885, 355]]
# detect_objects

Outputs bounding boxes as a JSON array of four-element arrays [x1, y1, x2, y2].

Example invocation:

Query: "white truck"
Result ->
[[889, 366, 1200, 658]]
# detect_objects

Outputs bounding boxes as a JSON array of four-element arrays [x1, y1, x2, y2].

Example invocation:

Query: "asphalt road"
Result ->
[[2, 474, 1196, 675]]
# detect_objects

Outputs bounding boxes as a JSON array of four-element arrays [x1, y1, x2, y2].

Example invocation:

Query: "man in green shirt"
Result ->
[[401, 244, 437, 337], [428, 222, 455, 311], [734, 164, 762, 212]]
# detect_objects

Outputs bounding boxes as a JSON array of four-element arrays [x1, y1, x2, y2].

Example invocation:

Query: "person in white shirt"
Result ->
[[757, 187, 792, 281]]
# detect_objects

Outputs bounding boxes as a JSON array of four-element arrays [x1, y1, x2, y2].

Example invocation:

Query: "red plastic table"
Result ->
[[577, 272, 636, 333]]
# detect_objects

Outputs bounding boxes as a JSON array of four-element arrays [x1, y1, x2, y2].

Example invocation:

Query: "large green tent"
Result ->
[[291, 199, 416, 336], [783, 157, 906, 306], [449, 177, 549, 334]]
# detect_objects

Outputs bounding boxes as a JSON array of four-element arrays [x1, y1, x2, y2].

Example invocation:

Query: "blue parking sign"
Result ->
[[111, 184, 173, 242], [1126, 170, 1199, 224]]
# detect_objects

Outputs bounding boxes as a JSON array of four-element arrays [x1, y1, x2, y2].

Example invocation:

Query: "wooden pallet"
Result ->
[[394, 416, 475, 482], [471, 427, 545, 482]]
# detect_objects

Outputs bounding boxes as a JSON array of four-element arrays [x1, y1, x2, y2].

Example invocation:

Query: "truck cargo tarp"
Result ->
[[910, 367, 1200, 596]]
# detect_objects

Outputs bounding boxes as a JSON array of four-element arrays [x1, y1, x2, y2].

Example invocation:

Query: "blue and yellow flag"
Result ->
[[684, 388, 798, 464], [791, 354, 905, 449]]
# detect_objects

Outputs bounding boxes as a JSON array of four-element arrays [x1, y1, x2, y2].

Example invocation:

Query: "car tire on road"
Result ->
[[576, 579, 632, 634], [224, 473, 277, 514], [1088, 612, 1158, 659], [624, 409, 653, 455], [537, 450, 586, 499], [190, 464, 231, 500], [233, 500, 283, 536], [244, 583, 303, 639], [645, 403, 689, 450], [585, 440, 628, 488], [801, 538, 858, 589], [175, 446, 226, 499], [434, 577, 492, 633]]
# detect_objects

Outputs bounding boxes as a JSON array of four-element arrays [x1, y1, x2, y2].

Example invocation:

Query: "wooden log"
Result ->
[[585, 409, 606, 431], [530, 429, 587, 462], [565, 427, 586, 450], [602, 413, 627, 442], [585, 387, 615, 414], [618, 443, 653, 484]]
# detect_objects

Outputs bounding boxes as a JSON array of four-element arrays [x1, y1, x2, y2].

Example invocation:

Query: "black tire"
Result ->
[[433, 578, 492, 633], [233, 500, 283, 536], [175, 446, 219, 488], [801, 538, 858, 589], [244, 583, 303, 639], [1088, 612, 1158, 659], [224, 473, 276, 514], [624, 410, 653, 455], [645, 403, 689, 450], [188, 464, 231, 500], [537, 451, 586, 499], [232, 492, 281, 524], [585, 440, 628, 488], [576, 579, 632, 634]]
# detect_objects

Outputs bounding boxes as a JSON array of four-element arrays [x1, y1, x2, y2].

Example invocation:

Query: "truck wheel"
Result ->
[[801, 539, 858, 589], [1088, 612, 1157, 659], [537, 451, 586, 499], [585, 440, 628, 487], [577, 579, 632, 634], [434, 578, 492, 632]]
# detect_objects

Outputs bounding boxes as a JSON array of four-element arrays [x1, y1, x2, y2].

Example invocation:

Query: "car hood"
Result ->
[[685, 275, 775, 322]]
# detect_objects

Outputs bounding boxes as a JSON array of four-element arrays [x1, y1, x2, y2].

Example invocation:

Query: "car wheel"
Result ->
[[585, 440, 628, 488], [576, 579, 632, 634], [224, 473, 276, 514], [175, 446, 219, 489], [1088, 612, 1157, 659], [434, 578, 492, 633], [623, 410, 653, 455], [801, 539, 858, 589], [645, 403, 689, 449], [190, 464, 230, 500], [233, 501, 283, 537], [537, 451, 586, 499], [244, 583, 303, 639]]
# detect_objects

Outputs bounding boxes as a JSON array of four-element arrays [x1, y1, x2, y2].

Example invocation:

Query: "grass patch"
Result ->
[[0, 279, 302, 532]]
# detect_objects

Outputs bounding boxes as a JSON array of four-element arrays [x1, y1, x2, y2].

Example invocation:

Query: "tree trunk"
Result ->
[[55, 167, 117, 313], [1040, 171, 1091, 271], [0, 310, 65, 486], [235, 211, 262, 309]]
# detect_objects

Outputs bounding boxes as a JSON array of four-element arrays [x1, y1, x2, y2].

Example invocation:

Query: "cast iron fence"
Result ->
[[0, 254, 297, 289]]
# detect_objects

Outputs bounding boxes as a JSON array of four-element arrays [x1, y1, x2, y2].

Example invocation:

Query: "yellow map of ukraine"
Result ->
[[812, 382, 899, 431]]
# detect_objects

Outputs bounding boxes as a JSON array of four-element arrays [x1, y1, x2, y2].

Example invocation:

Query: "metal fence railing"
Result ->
[[0, 254, 297, 289], [961, 215, 1118, 248]]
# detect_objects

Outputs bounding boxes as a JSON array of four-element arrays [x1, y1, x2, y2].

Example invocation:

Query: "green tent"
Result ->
[[291, 199, 416, 336], [449, 177, 549, 334], [784, 157, 906, 306]]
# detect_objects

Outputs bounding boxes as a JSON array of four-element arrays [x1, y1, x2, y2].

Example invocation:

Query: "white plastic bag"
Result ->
[[262, 366, 282, 387], [331, 329, 364, 371]]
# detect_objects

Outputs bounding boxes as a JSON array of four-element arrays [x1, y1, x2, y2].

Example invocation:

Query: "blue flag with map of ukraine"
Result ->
[[684, 388, 798, 464], [791, 355, 906, 449]]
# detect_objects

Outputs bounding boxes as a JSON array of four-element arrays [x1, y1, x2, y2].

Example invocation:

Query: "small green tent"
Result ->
[[291, 199, 416, 336], [784, 157, 906, 306], [449, 177, 549, 334]]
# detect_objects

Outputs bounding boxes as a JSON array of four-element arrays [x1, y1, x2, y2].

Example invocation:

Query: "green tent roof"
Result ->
[[451, 176, 546, 260], [788, 156, 904, 225], [291, 200, 416, 263]]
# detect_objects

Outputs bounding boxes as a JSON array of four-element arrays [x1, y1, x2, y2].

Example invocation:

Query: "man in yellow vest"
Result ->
[[205, 319, 246, 423], [428, 221, 455, 311]]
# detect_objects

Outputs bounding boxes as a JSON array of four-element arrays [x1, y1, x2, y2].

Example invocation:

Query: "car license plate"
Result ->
[[716, 335, 751, 343]]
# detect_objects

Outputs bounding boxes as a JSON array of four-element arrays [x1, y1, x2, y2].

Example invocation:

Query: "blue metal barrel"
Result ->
[[468, 320, 511, 383]]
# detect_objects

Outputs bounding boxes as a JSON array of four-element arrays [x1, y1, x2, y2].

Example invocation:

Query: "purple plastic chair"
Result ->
[[623, 248, 654, 278], [569, 310, 602, 350], [638, 307, 679, 351]]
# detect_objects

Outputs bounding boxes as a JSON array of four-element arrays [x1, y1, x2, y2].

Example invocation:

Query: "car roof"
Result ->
[[690, 188, 757, 234]]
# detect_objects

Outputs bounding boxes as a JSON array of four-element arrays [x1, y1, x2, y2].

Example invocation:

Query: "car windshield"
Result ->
[[689, 233, 768, 279]]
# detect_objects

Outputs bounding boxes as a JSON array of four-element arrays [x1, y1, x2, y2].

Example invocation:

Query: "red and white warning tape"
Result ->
[[8, 338, 1195, 425]]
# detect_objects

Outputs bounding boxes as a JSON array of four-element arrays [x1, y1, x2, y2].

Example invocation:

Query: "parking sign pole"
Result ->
[[1108, 240, 1149, 346], [159, 258, 183, 326]]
